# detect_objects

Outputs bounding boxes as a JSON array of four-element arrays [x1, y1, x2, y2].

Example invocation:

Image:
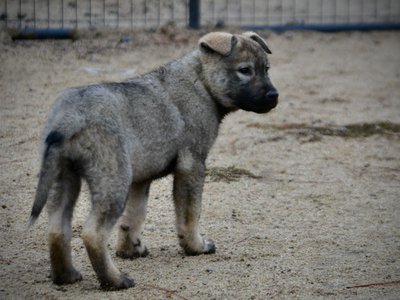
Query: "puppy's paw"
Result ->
[[116, 246, 149, 259], [52, 268, 82, 285], [100, 273, 135, 290], [116, 238, 149, 259], [203, 239, 216, 254], [183, 238, 217, 256]]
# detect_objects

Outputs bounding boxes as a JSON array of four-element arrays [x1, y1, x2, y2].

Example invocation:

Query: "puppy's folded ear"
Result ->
[[199, 32, 238, 56], [242, 31, 272, 54]]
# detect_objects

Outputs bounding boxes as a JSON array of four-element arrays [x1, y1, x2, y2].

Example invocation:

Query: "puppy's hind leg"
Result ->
[[116, 182, 151, 259], [82, 174, 134, 290], [47, 164, 82, 285]]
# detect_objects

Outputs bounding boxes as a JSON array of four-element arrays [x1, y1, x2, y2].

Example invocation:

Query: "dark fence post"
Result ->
[[189, 0, 200, 29]]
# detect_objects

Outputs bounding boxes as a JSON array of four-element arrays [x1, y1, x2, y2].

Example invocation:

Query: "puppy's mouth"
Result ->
[[228, 87, 279, 114], [239, 97, 278, 114], [266, 98, 278, 109], [256, 104, 277, 114], [259, 93, 279, 113]]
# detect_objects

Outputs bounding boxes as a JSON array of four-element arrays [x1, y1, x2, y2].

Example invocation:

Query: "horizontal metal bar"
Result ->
[[10, 28, 77, 39], [242, 22, 400, 32]]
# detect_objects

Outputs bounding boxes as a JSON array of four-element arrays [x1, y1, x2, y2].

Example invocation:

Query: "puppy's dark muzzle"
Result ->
[[232, 87, 278, 113], [265, 90, 279, 109]]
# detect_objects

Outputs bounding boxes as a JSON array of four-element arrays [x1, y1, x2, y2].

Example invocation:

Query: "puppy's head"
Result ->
[[198, 31, 278, 114]]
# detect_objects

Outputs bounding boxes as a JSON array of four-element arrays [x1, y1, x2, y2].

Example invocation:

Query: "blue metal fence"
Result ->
[[1, 0, 399, 31]]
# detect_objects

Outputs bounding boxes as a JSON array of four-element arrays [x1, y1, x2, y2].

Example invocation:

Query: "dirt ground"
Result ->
[[0, 28, 399, 299]]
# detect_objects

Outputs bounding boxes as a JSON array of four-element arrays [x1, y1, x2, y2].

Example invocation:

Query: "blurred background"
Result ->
[[1, 0, 399, 31]]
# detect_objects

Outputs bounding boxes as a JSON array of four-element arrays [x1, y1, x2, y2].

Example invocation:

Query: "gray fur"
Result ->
[[30, 31, 278, 290]]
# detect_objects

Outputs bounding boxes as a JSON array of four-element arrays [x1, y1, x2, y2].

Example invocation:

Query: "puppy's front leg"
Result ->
[[116, 182, 150, 259], [173, 151, 216, 255]]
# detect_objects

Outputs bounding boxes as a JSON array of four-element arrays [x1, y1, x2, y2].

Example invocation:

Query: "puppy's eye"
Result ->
[[237, 67, 252, 76], [265, 65, 270, 72]]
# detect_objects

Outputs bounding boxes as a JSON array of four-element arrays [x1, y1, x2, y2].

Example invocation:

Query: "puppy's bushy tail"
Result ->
[[29, 131, 65, 227]]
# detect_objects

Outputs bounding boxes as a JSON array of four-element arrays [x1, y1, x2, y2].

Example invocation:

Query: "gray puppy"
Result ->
[[29, 31, 278, 290]]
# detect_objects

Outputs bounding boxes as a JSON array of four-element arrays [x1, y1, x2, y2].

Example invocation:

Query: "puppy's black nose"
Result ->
[[266, 90, 279, 102]]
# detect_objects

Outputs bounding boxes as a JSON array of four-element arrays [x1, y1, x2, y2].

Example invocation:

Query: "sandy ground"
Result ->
[[0, 28, 399, 299]]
